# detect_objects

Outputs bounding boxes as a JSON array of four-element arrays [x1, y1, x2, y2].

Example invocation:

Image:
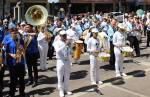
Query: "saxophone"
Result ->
[[16, 39, 25, 63], [24, 35, 33, 50]]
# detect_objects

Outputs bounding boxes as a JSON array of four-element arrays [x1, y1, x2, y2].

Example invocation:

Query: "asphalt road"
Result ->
[[2, 36, 150, 97]]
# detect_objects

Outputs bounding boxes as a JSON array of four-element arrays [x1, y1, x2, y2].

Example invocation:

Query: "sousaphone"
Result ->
[[25, 5, 48, 26]]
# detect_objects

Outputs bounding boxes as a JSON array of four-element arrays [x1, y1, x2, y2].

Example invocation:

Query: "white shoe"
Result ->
[[59, 90, 64, 97], [98, 81, 104, 85], [91, 82, 97, 85], [122, 73, 127, 77], [66, 91, 73, 95], [116, 74, 121, 77]]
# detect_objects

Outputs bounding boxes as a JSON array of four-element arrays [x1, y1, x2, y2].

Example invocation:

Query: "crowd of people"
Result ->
[[0, 10, 150, 97]]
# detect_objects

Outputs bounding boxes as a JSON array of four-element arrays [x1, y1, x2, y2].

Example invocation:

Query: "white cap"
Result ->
[[20, 21, 26, 26], [59, 30, 66, 35], [91, 28, 99, 33], [117, 23, 126, 30]]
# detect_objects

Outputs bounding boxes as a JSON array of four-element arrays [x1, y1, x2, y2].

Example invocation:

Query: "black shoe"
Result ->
[[32, 82, 38, 88], [26, 81, 33, 86]]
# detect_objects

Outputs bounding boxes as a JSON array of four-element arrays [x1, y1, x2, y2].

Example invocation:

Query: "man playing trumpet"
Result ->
[[37, 24, 51, 71]]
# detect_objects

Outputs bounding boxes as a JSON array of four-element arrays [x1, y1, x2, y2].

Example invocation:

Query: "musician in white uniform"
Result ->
[[87, 28, 103, 85], [113, 23, 127, 77], [53, 30, 72, 97], [37, 26, 51, 71]]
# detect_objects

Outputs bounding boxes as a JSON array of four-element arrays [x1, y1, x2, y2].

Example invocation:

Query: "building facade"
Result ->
[[0, 0, 150, 19]]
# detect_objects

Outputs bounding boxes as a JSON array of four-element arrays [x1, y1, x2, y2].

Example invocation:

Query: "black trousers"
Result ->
[[0, 65, 5, 97], [144, 25, 147, 36], [109, 41, 115, 66], [48, 37, 54, 59], [127, 36, 140, 57], [26, 53, 38, 82], [147, 30, 150, 47], [9, 64, 25, 96]]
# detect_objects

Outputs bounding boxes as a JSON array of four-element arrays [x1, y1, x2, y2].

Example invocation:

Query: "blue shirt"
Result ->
[[2, 33, 25, 67], [75, 24, 83, 36], [107, 25, 115, 42], [26, 36, 38, 54], [83, 21, 91, 30]]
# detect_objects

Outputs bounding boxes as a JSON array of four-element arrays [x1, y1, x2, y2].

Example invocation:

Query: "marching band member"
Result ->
[[126, 17, 140, 57], [87, 28, 103, 85], [25, 24, 39, 87], [107, 18, 117, 68], [113, 23, 127, 77], [46, 17, 55, 60], [146, 15, 150, 47], [53, 30, 73, 97], [37, 25, 51, 71], [66, 24, 80, 42], [2, 24, 25, 96], [66, 24, 80, 64], [0, 19, 5, 96], [53, 28, 63, 44]]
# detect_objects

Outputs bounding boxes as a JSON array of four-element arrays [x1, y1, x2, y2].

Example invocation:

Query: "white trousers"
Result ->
[[57, 59, 71, 92], [114, 47, 124, 75], [38, 43, 48, 70], [89, 55, 100, 83]]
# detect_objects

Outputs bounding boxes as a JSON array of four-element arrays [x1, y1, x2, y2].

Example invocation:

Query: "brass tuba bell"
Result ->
[[25, 5, 48, 26]]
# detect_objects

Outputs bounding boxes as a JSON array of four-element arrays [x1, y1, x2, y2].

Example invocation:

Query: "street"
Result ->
[[2, 36, 150, 97]]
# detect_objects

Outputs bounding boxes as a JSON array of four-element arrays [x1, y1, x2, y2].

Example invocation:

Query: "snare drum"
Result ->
[[73, 40, 83, 60], [121, 46, 133, 57], [98, 52, 110, 62]]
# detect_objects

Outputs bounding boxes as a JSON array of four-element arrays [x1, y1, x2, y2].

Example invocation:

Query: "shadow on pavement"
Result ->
[[72, 85, 104, 95], [48, 66, 56, 72], [22, 87, 55, 97], [79, 60, 90, 65], [111, 77, 125, 85], [127, 70, 146, 77], [70, 70, 88, 80], [100, 64, 115, 71], [140, 53, 150, 58], [140, 47, 147, 50], [38, 75, 57, 85], [72, 85, 97, 93], [103, 77, 125, 85]]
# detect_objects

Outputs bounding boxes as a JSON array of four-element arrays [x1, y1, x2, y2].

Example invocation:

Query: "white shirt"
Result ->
[[53, 40, 71, 60], [87, 37, 100, 53], [37, 32, 48, 44], [113, 31, 126, 47], [84, 32, 91, 44], [66, 29, 79, 41]]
